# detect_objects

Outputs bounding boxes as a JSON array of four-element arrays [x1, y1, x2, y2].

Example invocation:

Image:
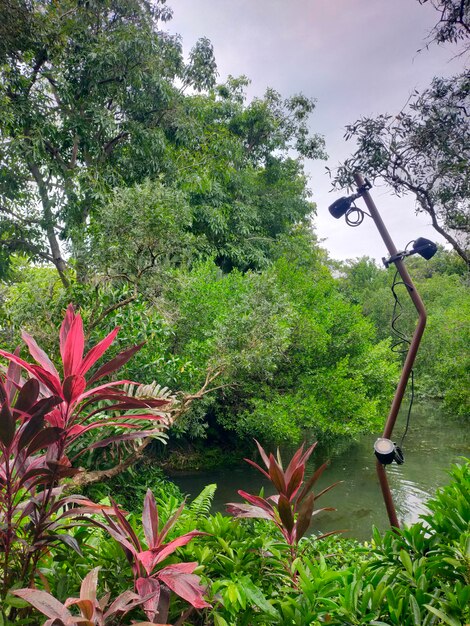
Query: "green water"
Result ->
[[170, 403, 469, 541]]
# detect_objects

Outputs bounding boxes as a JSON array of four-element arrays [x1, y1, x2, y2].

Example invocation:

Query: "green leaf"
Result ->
[[424, 605, 461, 626], [399, 549, 413, 577]]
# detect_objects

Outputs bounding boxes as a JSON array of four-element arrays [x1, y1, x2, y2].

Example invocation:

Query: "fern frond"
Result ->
[[188, 483, 217, 519]]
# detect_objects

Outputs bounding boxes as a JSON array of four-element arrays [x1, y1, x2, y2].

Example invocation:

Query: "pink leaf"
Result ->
[[157, 564, 210, 609], [137, 550, 158, 576], [142, 489, 159, 549], [254, 438, 270, 469], [153, 532, 206, 566], [62, 374, 86, 404], [105, 590, 142, 618], [283, 443, 305, 484], [21, 331, 59, 379], [12, 589, 74, 622], [226, 503, 273, 520], [268, 454, 286, 493], [62, 313, 85, 377], [244, 458, 271, 481], [237, 490, 275, 514], [87, 342, 145, 384], [0, 350, 63, 396], [136, 577, 160, 622], [80, 567, 100, 604], [79, 327, 120, 377], [5, 348, 22, 402], [60, 304, 75, 361]]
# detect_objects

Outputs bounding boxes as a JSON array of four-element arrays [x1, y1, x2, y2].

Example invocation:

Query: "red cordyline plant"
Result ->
[[0, 305, 173, 615], [13, 567, 166, 626], [93, 489, 210, 625], [227, 440, 340, 574]]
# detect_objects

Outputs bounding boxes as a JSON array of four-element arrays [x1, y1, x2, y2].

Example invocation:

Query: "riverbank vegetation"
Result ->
[[1, 351, 468, 624]]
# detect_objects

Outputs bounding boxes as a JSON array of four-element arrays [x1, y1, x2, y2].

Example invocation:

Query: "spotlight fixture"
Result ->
[[382, 237, 438, 268], [329, 196, 354, 219], [374, 438, 404, 465], [413, 237, 438, 261], [328, 179, 372, 219]]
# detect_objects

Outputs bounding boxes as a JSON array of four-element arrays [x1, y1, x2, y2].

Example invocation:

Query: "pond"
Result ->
[[169, 403, 469, 541]]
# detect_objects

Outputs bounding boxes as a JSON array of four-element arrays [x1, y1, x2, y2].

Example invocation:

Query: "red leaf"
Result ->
[[110, 498, 141, 552], [294, 492, 315, 542], [5, 348, 22, 402], [62, 313, 85, 377], [268, 454, 286, 494], [26, 427, 62, 456], [0, 350, 62, 396], [254, 438, 270, 469], [13, 378, 40, 414], [79, 327, 120, 377], [30, 365, 63, 397], [237, 490, 274, 515], [21, 331, 59, 379], [153, 531, 205, 566], [105, 590, 144, 618], [286, 465, 304, 500], [60, 304, 75, 362], [88, 342, 145, 384], [12, 589, 74, 622], [277, 493, 294, 534], [296, 461, 329, 504], [62, 374, 86, 404], [0, 400, 15, 447], [244, 458, 271, 481], [299, 441, 318, 467], [158, 500, 186, 545], [142, 489, 159, 549], [137, 550, 158, 576], [283, 443, 305, 484], [136, 577, 161, 622], [157, 564, 210, 609], [78, 380, 135, 400], [226, 503, 273, 520]]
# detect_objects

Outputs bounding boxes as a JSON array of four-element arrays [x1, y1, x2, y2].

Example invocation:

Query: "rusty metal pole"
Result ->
[[353, 173, 428, 529]]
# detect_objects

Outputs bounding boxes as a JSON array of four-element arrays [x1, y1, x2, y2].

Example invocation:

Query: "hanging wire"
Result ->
[[345, 203, 371, 227], [389, 262, 415, 448]]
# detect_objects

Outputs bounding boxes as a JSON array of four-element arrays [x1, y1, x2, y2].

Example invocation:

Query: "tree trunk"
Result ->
[[29, 163, 70, 288]]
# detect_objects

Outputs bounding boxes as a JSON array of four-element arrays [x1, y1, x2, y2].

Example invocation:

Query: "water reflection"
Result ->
[[170, 403, 469, 541]]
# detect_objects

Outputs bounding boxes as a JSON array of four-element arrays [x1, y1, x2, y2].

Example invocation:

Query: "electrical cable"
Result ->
[[345, 204, 371, 227], [389, 267, 415, 448]]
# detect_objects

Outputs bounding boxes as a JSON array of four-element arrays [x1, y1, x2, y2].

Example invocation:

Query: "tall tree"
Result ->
[[0, 0, 216, 284]]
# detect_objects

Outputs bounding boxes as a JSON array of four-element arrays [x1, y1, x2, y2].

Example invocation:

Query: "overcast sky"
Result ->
[[168, 0, 466, 262]]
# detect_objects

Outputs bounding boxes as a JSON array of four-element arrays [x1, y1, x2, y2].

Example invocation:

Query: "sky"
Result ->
[[167, 0, 466, 262]]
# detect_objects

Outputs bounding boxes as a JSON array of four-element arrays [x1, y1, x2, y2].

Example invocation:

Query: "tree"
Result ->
[[334, 72, 469, 266], [168, 77, 325, 272], [418, 0, 470, 52], [0, 0, 216, 285]]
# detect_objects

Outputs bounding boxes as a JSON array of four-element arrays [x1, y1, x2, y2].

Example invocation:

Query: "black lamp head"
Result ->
[[413, 237, 438, 261], [374, 438, 404, 465], [328, 197, 353, 219]]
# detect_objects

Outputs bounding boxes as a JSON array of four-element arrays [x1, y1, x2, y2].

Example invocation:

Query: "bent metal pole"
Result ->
[[353, 172, 428, 529]]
